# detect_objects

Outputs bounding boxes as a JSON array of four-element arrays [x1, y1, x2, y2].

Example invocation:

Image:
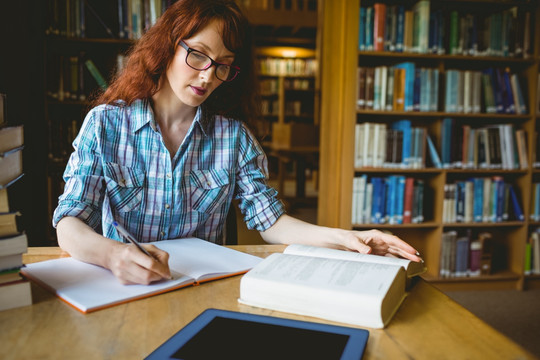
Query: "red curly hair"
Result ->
[[96, 0, 260, 127]]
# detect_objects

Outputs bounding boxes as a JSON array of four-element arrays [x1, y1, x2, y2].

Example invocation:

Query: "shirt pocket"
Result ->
[[189, 169, 231, 215], [104, 162, 145, 212]]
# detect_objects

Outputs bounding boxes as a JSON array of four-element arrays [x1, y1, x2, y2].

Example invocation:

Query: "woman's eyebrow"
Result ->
[[188, 41, 235, 59]]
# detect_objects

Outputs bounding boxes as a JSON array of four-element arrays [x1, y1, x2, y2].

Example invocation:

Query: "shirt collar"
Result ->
[[130, 99, 210, 136]]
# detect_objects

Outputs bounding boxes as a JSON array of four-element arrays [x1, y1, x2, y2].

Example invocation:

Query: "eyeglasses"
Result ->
[[178, 41, 240, 82]]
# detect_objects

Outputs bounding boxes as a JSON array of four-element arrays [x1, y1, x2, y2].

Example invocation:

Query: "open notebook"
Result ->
[[22, 238, 262, 313]]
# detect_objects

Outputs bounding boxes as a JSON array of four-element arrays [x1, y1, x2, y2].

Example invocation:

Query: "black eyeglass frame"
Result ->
[[178, 40, 241, 82]]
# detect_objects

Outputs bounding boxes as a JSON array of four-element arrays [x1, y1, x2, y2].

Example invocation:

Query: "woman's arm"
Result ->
[[57, 216, 171, 284], [259, 214, 423, 262]]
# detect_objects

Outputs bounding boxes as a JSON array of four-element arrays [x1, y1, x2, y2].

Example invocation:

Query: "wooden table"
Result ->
[[1, 245, 536, 359]]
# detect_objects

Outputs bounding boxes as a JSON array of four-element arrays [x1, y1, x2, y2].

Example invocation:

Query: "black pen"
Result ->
[[112, 221, 155, 259]]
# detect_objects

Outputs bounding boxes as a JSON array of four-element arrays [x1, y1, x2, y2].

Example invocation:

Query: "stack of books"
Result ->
[[0, 93, 31, 311]]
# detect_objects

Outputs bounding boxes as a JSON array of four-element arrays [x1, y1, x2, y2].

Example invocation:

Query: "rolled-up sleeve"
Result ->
[[235, 124, 285, 231], [52, 110, 106, 230]]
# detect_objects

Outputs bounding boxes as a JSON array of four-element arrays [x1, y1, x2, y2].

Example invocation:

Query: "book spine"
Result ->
[[84, 59, 108, 90]]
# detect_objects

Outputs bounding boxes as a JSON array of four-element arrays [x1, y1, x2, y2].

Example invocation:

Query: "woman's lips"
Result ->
[[191, 86, 207, 96]]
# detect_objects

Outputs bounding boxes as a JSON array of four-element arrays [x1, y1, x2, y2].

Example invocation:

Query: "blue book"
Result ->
[[511, 74, 527, 114], [395, 62, 416, 111], [419, 68, 429, 111], [431, 69, 439, 111], [395, 5, 405, 52], [413, 68, 422, 111], [456, 181, 465, 222], [495, 178, 505, 222], [371, 177, 384, 224], [392, 120, 412, 168], [365, 7, 374, 51], [473, 178, 484, 222], [445, 70, 459, 113], [441, 118, 454, 168], [502, 69, 515, 114], [486, 68, 505, 114], [396, 176, 406, 224], [508, 185, 524, 221], [385, 176, 397, 224], [426, 134, 442, 168], [359, 7, 366, 50]]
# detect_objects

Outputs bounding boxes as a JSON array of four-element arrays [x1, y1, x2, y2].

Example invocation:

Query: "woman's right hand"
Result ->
[[57, 216, 172, 285], [107, 243, 172, 285]]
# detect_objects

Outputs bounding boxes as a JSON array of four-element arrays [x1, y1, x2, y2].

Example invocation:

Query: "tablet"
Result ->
[[145, 308, 369, 360]]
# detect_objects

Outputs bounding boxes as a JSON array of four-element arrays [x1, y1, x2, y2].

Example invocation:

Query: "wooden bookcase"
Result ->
[[318, 0, 540, 291]]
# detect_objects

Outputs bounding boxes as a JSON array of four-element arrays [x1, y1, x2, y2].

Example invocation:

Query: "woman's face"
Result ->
[[165, 19, 235, 108]]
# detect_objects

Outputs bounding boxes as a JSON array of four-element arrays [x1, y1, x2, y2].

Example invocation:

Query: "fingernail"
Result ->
[[416, 251, 421, 256]]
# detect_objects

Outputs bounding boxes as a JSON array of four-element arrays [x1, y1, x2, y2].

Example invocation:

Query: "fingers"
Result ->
[[109, 244, 171, 284], [144, 245, 172, 280], [354, 229, 424, 262]]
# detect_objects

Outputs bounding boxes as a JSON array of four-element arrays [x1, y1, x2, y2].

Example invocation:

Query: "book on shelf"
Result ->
[[84, 59, 108, 90], [527, 230, 540, 275], [360, 2, 532, 57], [354, 121, 436, 170], [443, 178, 524, 224], [373, 3, 386, 52], [352, 175, 425, 225], [531, 183, 540, 222], [238, 244, 426, 329], [21, 237, 261, 313], [440, 231, 492, 278], [440, 121, 527, 170]]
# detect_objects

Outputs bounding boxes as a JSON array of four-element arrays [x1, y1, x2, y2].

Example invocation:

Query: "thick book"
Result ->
[[239, 244, 426, 329], [21, 238, 262, 313], [0, 147, 24, 189], [0, 279, 32, 311], [0, 213, 22, 239], [0, 125, 23, 154]]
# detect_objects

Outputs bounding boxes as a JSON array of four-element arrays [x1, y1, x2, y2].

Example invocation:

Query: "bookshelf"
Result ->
[[42, 0, 165, 243], [256, 49, 319, 204], [318, 0, 539, 291]]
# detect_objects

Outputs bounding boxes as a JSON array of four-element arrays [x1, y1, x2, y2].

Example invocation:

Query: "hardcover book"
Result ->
[[239, 244, 425, 329]]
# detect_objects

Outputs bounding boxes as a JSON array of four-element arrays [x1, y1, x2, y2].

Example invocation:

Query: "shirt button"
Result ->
[[165, 204, 170, 209], [166, 173, 172, 178], [207, 181, 211, 186], [160, 231, 165, 236]]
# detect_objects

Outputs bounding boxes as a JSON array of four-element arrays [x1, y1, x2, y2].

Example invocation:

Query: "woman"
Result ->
[[54, 0, 422, 285]]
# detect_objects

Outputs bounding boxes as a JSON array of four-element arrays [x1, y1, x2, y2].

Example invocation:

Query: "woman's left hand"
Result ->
[[337, 229, 423, 262]]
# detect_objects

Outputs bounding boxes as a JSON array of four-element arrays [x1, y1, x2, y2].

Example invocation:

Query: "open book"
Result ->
[[239, 244, 426, 329], [21, 238, 262, 313]]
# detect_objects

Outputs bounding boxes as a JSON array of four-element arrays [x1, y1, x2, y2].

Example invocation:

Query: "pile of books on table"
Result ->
[[0, 93, 31, 311]]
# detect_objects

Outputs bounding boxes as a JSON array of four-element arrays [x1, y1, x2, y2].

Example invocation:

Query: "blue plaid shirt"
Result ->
[[53, 99, 285, 244]]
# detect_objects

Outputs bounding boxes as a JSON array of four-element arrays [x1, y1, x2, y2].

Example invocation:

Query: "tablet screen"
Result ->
[[146, 309, 369, 360], [172, 316, 349, 359]]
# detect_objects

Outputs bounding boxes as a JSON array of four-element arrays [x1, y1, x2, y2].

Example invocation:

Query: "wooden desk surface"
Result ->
[[1, 245, 536, 360]]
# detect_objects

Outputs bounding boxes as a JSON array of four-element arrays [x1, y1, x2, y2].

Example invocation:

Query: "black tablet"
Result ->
[[145, 308, 369, 360]]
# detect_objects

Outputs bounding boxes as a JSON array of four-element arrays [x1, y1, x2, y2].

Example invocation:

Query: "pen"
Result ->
[[112, 221, 155, 259]]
